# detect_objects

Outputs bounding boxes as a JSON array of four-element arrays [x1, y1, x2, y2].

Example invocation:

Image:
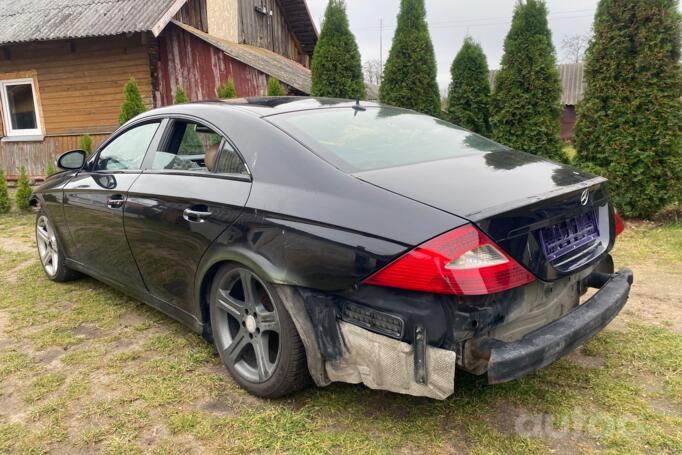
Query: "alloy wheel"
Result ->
[[36, 215, 59, 277], [213, 268, 282, 383]]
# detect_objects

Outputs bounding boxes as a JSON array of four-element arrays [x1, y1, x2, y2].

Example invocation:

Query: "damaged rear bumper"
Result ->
[[276, 267, 633, 400], [485, 268, 633, 384]]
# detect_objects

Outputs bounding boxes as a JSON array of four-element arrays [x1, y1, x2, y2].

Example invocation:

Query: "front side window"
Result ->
[[0, 78, 42, 136], [151, 121, 248, 175], [95, 122, 160, 171]]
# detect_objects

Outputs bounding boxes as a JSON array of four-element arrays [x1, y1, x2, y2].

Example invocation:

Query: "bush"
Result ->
[[0, 169, 10, 214], [311, 0, 365, 99], [174, 87, 189, 104], [490, 0, 563, 161], [79, 134, 93, 155], [446, 37, 491, 135], [574, 0, 682, 218], [216, 77, 237, 99], [118, 77, 146, 125], [267, 77, 286, 96], [379, 0, 440, 116], [15, 166, 31, 211]]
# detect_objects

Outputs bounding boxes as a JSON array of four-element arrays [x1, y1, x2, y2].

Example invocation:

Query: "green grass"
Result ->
[[0, 211, 681, 453], [611, 221, 682, 271]]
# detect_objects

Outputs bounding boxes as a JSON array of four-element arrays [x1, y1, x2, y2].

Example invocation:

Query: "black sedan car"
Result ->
[[31, 97, 632, 399]]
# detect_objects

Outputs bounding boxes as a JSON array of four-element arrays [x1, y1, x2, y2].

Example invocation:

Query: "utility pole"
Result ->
[[379, 18, 383, 82]]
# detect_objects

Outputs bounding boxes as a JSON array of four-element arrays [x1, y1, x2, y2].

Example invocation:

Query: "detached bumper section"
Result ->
[[486, 268, 633, 384]]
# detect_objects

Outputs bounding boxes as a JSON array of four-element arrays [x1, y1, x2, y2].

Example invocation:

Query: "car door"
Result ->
[[62, 120, 163, 289], [124, 117, 252, 313]]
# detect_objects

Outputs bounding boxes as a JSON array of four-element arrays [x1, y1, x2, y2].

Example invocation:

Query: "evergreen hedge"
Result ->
[[446, 37, 491, 135], [0, 169, 10, 214], [490, 0, 563, 161], [118, 77, 146, 125], [311, 0, 365, 99], [15, 166, 31, 211], [267, 77, 286, 96], [379, 0, 440, 116], [574, 0, 682, 218]]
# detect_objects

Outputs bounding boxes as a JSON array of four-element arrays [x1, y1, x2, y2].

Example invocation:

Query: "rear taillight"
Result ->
[[363, 224, 535, 296], [614, 212, 625, 237]]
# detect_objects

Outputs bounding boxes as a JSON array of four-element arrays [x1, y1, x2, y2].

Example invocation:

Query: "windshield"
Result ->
[[269, 107, 508, 172]]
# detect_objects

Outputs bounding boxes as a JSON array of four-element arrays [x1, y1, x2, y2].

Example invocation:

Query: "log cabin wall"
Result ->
[[157, 24, 268, 106], [0, 34, 153, 178], [1, 135, 109, 180], [239, 0, 305, 64]]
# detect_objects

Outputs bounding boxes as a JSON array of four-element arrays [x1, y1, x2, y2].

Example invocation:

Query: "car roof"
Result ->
[[135, 97, 385, 120]]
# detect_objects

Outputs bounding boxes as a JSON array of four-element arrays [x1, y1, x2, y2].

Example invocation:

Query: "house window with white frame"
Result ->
[[0, 78, 43, 138]]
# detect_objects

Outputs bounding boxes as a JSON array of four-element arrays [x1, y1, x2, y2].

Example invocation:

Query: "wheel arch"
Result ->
[[194, 246, 286, 342]]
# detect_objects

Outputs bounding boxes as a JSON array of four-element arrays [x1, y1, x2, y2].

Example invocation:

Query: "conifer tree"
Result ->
[[446, 37, 491, 135], [174, 87, 189, 104], [79, 134, 93, 155], [216, 77, 237, 99], [267, 77, 286, 96], [118, 77, 146, 125], [0, 169, 10, 214], [311, 0, 365, 99], [15, 166, 31, 211], [46, 160, 56, 177], [490, 0, 563, 161], [574, 0, 682, 218], [379, 0, 440, 116]]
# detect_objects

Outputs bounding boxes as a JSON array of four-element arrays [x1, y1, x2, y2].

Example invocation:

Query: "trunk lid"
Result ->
[[354, 150, 614, 281]]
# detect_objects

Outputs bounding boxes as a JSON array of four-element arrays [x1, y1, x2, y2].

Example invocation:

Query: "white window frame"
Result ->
[[0, 77, 43, 137]]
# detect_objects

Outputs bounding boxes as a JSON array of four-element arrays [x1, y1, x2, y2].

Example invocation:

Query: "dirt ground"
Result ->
[[0, 212, 680, 454]]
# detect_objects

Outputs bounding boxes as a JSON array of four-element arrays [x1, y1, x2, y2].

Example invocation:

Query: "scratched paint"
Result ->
[[158, 24, 268, 105]]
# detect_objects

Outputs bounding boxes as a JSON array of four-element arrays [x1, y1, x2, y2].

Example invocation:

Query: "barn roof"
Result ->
[[0, 0, 186, 45], [173, 21, 312, 94], [489, 62, 585, 106]]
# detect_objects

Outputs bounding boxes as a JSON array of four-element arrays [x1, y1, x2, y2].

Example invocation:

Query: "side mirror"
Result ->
[[57, 150, 87, 170]]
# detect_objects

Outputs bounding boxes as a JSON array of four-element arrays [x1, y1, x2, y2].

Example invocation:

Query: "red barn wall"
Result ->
[[560, 105, 577, 143], [157, 25, 267, 106]]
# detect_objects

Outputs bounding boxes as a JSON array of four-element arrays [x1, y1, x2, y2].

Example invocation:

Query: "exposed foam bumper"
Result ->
[[325, 321, 457, 400]]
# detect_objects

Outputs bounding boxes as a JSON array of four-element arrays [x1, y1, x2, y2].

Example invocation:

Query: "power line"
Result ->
[[353, 9, 595, 32]]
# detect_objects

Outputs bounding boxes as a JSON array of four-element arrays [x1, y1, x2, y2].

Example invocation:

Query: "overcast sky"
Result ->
[[305, 0, 602, 93]]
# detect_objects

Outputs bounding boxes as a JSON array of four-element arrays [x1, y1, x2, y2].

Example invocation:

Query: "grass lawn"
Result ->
[[0, 210, 680, 454]]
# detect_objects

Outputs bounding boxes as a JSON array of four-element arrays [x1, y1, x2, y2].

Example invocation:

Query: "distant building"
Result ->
[[489, 62, 585, 143], [0, 0, 318, 179]]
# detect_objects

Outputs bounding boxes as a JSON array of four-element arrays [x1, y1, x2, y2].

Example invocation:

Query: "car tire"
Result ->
[[209, 263, 309, 398], [35, 209, 80, 282]]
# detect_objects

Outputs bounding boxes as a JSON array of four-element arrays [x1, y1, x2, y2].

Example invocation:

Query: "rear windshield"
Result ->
[[268, 107, 508, 172]]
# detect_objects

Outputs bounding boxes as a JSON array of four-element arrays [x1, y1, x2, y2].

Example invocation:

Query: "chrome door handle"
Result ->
[[183, 208, 212, 223], [107, 195, 125, 209]]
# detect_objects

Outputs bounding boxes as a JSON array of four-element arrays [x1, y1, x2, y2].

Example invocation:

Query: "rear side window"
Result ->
[[269, 107, 508, 172], [151, 120, 248, 175]]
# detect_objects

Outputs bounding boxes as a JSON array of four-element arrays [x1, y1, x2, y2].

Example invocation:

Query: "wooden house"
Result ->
[[0, 0, 318, 179]]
